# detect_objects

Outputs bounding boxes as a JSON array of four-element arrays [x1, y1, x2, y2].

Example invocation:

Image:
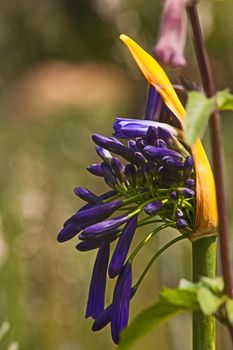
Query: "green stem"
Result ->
[[192, 236, 217, 350]]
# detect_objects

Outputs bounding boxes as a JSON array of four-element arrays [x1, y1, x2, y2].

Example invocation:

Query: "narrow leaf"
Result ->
[[226, 299, 233, 326], [119, 301, 191, 349], [184, 91, 215, 145], [160, 288, 197, 308], [216, 89, 233, 111]]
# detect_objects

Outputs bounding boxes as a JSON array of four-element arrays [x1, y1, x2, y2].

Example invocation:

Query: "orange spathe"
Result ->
[[120, 34, 218, 238]]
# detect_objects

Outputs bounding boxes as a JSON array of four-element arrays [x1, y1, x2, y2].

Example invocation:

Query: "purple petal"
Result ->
[[109, 216, 138, 278], [111, 263, 132, 344], [92, 288, 135, 332], [58, 201, 121, 242], [57, 223, 79, 243], [81, 215, 129, 237], [74, 187, 100, 204], [76, 232, 118, 252], [144, 86, 162, 121], [85, 243, 110, 319], [87, 164, 104, 177], [176, 218, 188, 229], [96, 146, 112, 164], [143, 145, 183, 161], [144, 201, 163, 215]]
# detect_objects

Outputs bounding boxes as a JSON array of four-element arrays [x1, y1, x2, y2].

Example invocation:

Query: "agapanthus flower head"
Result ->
[[58, 34, 218, 344]]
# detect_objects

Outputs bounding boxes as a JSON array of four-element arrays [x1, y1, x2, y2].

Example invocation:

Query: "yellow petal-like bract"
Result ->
[[120, 34, 218, 238]]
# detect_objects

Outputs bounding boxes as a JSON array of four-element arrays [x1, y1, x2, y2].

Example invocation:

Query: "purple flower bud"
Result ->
[[158, 166, 183, 182], [136, 138, 146, 152], [111, 263, 132, 344], [93, 134, 140, 165], [111, 158, 125, 182], [109, 216, 138, 278], [155, 139, 167, 148], [101, 162, 117, 188], [176, 218, 188, 229], [85, 243, 110, 319], [125, 164, 136, 187], [178, 187, 195, 198], [100, 190, 117, 200], [87, 163, 104, 177], [144, 86, 162, 121], [157, 126, 173, 142], [74, 187, 100, 204], [134, 152, 147, 166], [96, 146, 112, 164], [170, 191, 177, 200], [185, 178, 195, 188], [144, 201, 163, 215], [92, 304, 112, 331], [57, 223, 79, 243], [127, 140, 138, 151], [176, 209, 184, 218], [153, 0, 188, 67], [161, 156, 184, 170], [184, 156, 194, 179], [73, 200, 121, 224], [57, 201, 122, 242], [146, 126, 158, 145], [144, 146, 183, 161], [114, 118, 179, 140], [76, 231, 118, 251], [81, 215, 129, 237], [79, 227, 119, 241]]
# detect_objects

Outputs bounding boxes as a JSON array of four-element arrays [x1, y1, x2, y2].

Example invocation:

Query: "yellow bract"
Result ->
[[120, 34, 218, 238]]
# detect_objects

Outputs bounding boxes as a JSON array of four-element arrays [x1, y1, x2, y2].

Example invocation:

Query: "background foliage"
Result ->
[[0, 1, 232, 349]]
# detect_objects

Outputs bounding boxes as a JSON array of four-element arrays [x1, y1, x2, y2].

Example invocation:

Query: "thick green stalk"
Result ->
[[192, 236, 217, 350]]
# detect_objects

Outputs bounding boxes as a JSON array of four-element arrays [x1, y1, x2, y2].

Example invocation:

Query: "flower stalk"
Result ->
[[186, 0, 233, 346], [192, 236, 216, 350], [187, 0, 233, 298]]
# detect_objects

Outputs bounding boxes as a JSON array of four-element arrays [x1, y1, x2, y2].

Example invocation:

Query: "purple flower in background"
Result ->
[[153, 0, 188, 67]]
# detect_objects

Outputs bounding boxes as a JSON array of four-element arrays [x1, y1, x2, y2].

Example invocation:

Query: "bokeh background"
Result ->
[[0, 0, 232, 349]]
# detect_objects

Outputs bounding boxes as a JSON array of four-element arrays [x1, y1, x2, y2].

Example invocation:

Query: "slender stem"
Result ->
[[192, 237, 217, 350], [134, 234, 188, 291], [187, 0, 233, 300]]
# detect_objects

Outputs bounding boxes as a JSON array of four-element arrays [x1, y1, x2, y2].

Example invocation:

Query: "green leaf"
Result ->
[[226, 299, 233, 326], [197, 287, 225, 316], [184, 91, 215, 145], [160, 288, 198, 308], [179, 278, 197, 291], [216, 89, 233, 111], [200, 276, 224, 293], [119, 301, 189, 350]]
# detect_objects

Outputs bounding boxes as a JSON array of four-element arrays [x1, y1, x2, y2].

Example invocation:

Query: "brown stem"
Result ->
[[186, 3, 233, 299]]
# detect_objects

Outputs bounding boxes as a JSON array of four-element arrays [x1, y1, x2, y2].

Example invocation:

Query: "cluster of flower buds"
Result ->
[[58, 98, 195, 344], [57, 35, 217, 344]]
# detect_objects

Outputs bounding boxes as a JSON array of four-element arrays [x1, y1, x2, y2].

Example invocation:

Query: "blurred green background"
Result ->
[[0, 0, 232, 349]]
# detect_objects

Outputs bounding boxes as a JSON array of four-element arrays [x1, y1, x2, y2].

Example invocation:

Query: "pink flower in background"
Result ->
[[153, 0, 188, 67]]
